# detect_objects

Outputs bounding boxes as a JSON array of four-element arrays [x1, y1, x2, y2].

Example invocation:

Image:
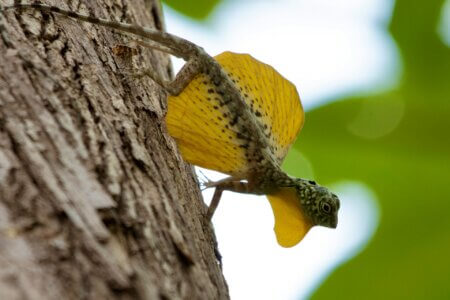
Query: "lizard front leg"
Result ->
[[206, 178, 261, 220], [203, 177, 261, 267]]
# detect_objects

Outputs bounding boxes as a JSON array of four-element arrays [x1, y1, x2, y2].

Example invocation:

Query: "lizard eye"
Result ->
[[321, 202, 332, 214]]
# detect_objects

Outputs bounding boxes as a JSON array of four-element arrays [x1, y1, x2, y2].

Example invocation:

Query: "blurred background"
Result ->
[[161, 0, 450, 299]]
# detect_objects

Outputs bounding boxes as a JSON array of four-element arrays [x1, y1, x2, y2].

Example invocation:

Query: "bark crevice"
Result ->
[[0, 1, 228, 299]]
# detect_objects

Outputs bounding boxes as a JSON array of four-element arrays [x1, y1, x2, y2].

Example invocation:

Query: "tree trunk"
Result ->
[[0, 1, 229, 299]]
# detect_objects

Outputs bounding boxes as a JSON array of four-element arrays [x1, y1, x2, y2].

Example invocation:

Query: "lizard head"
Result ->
[[294, 179, 340, 229], [267, 178, 340, 247]]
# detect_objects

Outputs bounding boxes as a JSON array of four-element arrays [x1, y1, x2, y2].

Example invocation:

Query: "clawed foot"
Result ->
[[196, 169, 217, 191], [201, 208, 223, 268]]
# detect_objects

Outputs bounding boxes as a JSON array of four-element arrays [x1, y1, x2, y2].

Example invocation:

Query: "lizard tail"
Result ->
[[2, 2, 200, 60]]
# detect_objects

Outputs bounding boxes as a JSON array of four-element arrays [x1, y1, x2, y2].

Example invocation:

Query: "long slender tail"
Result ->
[[2, 2, 200, 59]]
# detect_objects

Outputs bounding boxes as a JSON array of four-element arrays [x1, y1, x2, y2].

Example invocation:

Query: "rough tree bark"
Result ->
[[0, 1, 229, 299]]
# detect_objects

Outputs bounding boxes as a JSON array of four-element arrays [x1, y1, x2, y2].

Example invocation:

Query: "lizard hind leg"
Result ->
[[152, 57, 202, 96], [112, 37, 204, 96], [121, 51, 202, 96]]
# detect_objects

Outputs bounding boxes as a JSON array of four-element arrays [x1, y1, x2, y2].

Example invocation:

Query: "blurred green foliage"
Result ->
[[162, 0, 221, 20], [296, 0, 450, 298], [169, 0, 450, 298]]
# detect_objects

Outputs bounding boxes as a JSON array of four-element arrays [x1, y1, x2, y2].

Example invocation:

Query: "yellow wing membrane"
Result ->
[[166, 71, 249, 176], [215, 52, 304, 165], [267, 188, 313, 247], [166, 51, 304, 176], [166, 53, 311, 247]]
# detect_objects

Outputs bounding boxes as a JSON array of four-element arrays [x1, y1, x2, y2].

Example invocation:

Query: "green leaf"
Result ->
[[291, 0, 450, 298], [162, 0, 222, 20]]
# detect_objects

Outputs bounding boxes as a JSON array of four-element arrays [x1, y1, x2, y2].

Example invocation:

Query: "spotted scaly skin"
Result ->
[[1, 2, 340, 247]]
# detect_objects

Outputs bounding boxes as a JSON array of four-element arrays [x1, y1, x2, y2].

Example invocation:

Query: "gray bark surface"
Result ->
[[0, 1, 228, 299]]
